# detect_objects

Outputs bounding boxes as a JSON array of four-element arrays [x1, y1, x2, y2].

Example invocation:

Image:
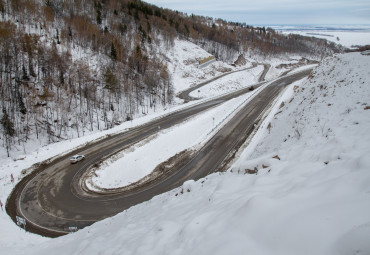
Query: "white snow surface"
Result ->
[[164, 39, 251, 95], [1, 52, 369, 255], [271, 24, 370, 48], [282, 31, 370, 48], [232, 52, 370, 254], [189, 65, 263, 98]]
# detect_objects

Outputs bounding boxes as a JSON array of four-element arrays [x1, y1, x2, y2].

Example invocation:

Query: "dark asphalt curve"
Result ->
[[6, 69, 312, 237]]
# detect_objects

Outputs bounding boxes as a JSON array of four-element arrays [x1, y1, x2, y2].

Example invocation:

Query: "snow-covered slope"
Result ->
[[163, 39, 243, 95], [3, 53, 368, 254], [232, 52, 370, 254], [189, 65, 263, 98]]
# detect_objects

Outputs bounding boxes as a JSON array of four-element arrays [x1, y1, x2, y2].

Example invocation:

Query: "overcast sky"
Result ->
[[144, 0, 370, 25]]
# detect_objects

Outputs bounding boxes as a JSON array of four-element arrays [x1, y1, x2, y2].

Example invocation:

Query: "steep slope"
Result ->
[[3, 53, 368, 254]]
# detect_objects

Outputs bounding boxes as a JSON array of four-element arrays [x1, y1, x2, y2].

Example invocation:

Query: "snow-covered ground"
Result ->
[[287, 31, 370, 48], [189, 65, 263, 98], [231, 52, 370, 254], [164, 39, 253, 95], [2, 50, 369, 255], [272, 25, 370, 48]]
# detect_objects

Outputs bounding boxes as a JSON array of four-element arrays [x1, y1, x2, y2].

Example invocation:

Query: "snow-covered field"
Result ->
[[272, 25, 370, 48], [189, 65, 263, 98], [2, 49, 369, 255], [287, 31, 370, 48]]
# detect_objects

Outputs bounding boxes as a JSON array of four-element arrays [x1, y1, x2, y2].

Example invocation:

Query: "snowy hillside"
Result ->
[[232, 52, 370, 254], [2, 52, 368, 254], [163, 39, 246, 95], [0, 36, 239, 161], [2, 0, 342, 164]]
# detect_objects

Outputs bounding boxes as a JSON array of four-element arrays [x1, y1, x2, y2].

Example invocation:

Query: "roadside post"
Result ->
[[69, 226, 78, 233], [0, 200, 3, 211], [16, 216, 26, 232], [11, 174, 14, 187]]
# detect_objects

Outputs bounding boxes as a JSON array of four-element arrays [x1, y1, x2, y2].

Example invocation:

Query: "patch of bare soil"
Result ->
[[234, 54, 247, 66], [279, 58, 320, 77]]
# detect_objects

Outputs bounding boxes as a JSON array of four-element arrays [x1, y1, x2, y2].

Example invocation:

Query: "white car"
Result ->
[[70, 155, 85, 164]]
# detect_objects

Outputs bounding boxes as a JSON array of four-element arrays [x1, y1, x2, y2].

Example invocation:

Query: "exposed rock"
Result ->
[[234, 54, 247, 66]]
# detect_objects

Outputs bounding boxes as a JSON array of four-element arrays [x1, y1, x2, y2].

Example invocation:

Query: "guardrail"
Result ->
[[199, 55, 216, 68], [206, 83, 268, 136]]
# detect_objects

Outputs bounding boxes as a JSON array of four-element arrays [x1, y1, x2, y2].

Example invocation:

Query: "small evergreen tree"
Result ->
[[22, 64, 29, 81], [56, 28, 61, 44], [95, 1, 102, 24], [17, 92, 27, 114], [104, 68, 118, 90], [0, 0, 5, 17], [119, 23, 127, 34], [44, 0, 52, 7], [110, 42, 117, 60], [1, 109, 15, 157], [29, 61, 36, 77], [68, 26, 72, 38], [96, 9, 102, 24], [59, 70, 64, 85]]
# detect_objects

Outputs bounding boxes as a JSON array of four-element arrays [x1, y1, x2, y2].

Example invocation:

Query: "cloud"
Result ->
[[145, 0, 370, 24]]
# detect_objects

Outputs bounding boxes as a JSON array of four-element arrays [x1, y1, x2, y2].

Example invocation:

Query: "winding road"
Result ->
[[6, 66, 311, 237], [177, 62, 270, 102]]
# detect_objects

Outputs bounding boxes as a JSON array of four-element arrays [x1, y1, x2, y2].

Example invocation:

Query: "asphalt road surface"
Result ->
[[7, 68, 312, 237]]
